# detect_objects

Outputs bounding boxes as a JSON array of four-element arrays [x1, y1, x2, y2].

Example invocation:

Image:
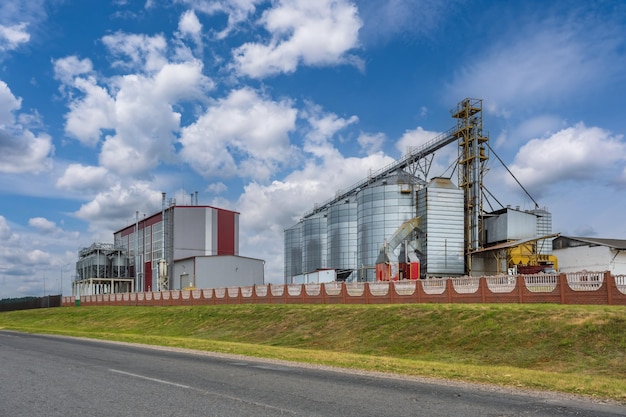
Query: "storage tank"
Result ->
[[327, 196, 357, 279], [417, 177, 465, 277], [284, 222, 303, 283], [302, 212, 327, 274], [357, 174, 416, 281], [111, 252, 128, 278]]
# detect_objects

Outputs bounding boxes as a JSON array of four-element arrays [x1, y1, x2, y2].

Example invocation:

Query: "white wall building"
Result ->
[[552, 236, 626, 275]]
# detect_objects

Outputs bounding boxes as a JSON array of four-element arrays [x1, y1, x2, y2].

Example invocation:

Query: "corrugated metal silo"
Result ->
[[357, 174, 416, 281], [302, 212, 327, 274], [327, 195, 357, 278], [284, 222, 303, 283], [417, 177, 465, 277], [530, 208, 553, 255]]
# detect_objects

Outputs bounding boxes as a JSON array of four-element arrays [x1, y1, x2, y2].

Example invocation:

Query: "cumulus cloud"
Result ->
[[179, 9, 202, 38], [57, 46, 212, 176], [102, 32, 168, 73], [179, 87, 297, 180], [28, 217, 58, 234], [0, 22, 30, 52], [232, 0, 362, 78], [357, 132, 385, 155], [73, 182, 164, 234], [508, 123, 626, 198], [0, 81, 54, 174], [56, 164, 112, 192]]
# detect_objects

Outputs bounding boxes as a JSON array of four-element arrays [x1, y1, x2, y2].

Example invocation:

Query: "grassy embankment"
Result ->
[[1, 303, 625, 402]]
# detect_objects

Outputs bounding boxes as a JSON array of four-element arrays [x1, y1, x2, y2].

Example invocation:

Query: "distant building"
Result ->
[[73, 199, 264, 296], [552, 236, 626, 275]]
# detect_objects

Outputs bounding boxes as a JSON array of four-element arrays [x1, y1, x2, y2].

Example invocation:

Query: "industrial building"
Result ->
[[284, 99, 556, 283], [552, 236, 626, 275], [73, 196, 264, 296]]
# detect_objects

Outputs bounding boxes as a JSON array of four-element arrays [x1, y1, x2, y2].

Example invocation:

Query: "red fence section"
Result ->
[[63, 272, 626, 307]]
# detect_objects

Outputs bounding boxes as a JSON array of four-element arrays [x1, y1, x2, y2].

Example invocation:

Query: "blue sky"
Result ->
[[1, 0, 625, 298]]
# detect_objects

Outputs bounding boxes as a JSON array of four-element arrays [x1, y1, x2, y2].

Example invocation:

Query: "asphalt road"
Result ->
[[0, 330, 624, 417]]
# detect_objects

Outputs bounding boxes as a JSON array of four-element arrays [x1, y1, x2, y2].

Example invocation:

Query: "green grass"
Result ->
[[1, 303, 625, 403]]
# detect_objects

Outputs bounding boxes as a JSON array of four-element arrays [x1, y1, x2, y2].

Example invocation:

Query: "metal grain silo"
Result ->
[[302, 212, 327, 274], [327, 195, 357, 280], [416, 177, 464, 277], [284, 222, 303, 283], [530, 208, 553, 255], [357, 174, 416, 281]]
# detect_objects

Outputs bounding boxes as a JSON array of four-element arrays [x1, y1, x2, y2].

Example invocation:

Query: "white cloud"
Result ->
[[28, 217, 58, 234], [0, 81, 54, 174], [232, 0, 362, 78], [206, 182, 227, 194], [58, 54, 211, 176], [53, 56, 94, 86], [73, 182, 164, 235], [179, 10, 202, 37], [508, 123, 626, 198], [180, 87, 297, 180], [357, 132, 385, 155], [0, 22, 30, 52], [64, 78, 116, 146], [179, 0, 264, 38], [0, 214, 80, 297], [300, 104, 358, 159], [56, 164, 112, 192], [102, 32, 168, 73]]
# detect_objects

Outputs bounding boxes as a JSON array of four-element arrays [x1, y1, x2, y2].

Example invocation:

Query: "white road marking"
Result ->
[[109, 369, 191, 389], [109, 368, 296, 414]]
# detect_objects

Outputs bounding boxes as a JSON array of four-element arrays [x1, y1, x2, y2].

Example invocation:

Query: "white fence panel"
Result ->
[[524, 274, 558, 293], [615, 275, 626, 295], [394, 281, 416, 296], [305, 283, 321, 296], [324, 282, 343, 296], [421, 278, 446, 295], [486, 275, 516, 293], [567, 272, 604, 291], [452, 277, 480, 294], [369, 282, 390, 296], [287, 284, 302, 297], [270, 284, 284, 297], [346, 283, 365, 296], [254, 285, 268, 297]]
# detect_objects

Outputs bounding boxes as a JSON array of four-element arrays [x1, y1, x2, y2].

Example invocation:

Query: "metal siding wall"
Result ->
[[417, 181, 465, 276], [205, 208, 216, 256], [174, 207, 209, 260], [195, 256, 264, 287]]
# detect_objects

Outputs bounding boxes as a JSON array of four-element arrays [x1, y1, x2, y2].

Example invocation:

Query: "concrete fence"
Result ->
[[63, 272, 626, 307]]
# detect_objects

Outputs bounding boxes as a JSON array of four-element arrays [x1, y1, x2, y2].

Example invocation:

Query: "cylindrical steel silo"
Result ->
[[284, 222, 303, 283], [357, 175, 416, 281], [327, 196, 357, 279], [302, 212, 327, 274]]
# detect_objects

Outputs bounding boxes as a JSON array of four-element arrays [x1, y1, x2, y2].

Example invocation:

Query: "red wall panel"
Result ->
[[217, 210, 236, 255]]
